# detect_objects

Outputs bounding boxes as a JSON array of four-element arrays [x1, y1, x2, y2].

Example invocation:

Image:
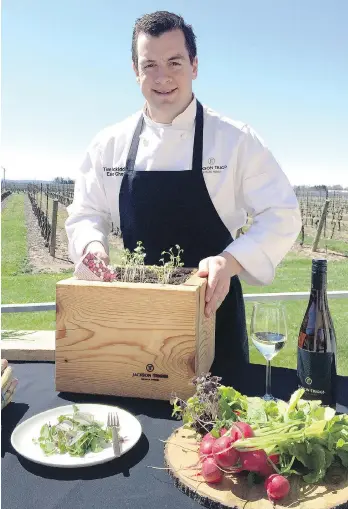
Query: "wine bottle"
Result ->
[[297, 258, 337, 407]]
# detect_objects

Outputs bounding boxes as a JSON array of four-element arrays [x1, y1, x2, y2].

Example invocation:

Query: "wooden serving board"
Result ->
[[164, 427, 348, 509]]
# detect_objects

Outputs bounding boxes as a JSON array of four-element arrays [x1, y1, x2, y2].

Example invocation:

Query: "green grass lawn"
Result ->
[[2, 194, 348, 375], [1, 194, 73, 330], [1, 193, 32, 276]]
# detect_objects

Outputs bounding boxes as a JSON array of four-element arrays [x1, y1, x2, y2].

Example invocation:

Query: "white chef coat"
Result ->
[[65, 97, 302, 286]]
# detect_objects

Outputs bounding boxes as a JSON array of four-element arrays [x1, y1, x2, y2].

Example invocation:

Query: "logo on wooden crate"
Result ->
[[132, 364, 169, 381]]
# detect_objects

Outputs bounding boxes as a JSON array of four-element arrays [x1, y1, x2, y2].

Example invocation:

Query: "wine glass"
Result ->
[[250, 302, 288, 401]]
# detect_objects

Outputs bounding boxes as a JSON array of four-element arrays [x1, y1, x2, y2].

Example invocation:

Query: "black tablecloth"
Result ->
[[2, 362, 348, 509]]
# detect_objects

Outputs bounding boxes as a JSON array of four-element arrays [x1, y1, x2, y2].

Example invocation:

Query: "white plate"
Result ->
[[11, 403, 142, 468]]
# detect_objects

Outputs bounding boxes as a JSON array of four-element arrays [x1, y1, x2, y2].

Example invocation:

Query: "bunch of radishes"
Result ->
[[82, 253, 119, 282], [197, 422, 290, 503]]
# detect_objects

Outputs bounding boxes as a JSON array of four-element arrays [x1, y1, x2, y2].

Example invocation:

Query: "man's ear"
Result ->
[[132, 61, 140, 82], [192, 56, 198, 80]]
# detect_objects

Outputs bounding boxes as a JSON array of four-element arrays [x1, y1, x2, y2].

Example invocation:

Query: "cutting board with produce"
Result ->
[[165, 375, 348, 508]]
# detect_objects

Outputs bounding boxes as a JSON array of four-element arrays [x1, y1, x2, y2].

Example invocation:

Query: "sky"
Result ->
[[1, 0, 348, 186]]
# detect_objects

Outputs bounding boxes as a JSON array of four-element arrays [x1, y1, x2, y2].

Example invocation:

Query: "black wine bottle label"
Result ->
[[297, 348, 335, 405]]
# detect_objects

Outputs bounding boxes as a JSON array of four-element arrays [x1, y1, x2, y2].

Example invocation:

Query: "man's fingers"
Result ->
[[205, 292, 227, 317], [86, 244, 110, 265], [206, 262, 220, 302], [205, 281, 228, 317], [197, 258, 209, 277], [196, 254, 233, 318]]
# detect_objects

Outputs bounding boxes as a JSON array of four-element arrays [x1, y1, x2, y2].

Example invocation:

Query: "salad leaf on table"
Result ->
[[32, 405, 113, 457]]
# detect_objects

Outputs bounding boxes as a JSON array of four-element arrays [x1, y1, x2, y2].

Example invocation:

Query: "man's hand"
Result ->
[[197, 252, 243, 318], [83, 241, 110, 265]]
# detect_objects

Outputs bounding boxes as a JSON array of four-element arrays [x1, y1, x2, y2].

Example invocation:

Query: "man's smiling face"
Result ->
[[133, 29, 198, 122]]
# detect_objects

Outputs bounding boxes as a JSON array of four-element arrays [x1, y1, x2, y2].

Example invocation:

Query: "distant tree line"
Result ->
[[53, 177, 75, 184], [294, 184, 348, 192]]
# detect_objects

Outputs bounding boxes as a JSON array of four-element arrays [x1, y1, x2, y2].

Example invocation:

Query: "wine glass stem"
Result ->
[[265, 360, 272, 399]]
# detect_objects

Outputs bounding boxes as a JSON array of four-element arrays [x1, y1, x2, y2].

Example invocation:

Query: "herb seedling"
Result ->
[[119, 241, 146, 283], [131, 241, 146, 283], [93, 242, 185, 285], [159, 245, 184, 284]]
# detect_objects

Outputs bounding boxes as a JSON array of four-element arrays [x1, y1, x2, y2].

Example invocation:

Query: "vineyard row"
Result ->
[[27, 188, 59, 256]]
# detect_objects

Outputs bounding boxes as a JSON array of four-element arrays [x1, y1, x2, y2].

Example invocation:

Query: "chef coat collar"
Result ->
[[142, 94, 197, 130]]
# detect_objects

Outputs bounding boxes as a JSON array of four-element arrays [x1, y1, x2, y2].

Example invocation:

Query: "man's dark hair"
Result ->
[[132, 11, 197, 69]]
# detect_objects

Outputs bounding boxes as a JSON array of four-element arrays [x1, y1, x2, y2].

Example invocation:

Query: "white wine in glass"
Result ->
[[250, 302, 288, 401]]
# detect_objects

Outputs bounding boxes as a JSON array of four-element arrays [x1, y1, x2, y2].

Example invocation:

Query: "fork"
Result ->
[[107, 411, 121, 457]]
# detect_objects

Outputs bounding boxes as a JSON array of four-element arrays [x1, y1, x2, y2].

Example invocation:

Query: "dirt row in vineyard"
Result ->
[[291, 244, 346, 261], [301, 216, 348, 241], [24, 195, 72, 273], [24, 194, 123, 273]]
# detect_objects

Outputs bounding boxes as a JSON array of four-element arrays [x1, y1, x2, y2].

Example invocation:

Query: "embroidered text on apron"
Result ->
[[119, 100, 249, 389]]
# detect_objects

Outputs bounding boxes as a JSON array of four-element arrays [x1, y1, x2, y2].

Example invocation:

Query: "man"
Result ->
[[65, 11, 301, 388]]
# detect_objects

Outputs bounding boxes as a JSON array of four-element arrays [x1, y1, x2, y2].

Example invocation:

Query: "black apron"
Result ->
[[119, 100, 249, 389]]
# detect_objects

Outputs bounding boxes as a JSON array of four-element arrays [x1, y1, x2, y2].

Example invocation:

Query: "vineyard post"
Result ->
[[40, 183, 43, 211], [312, 199, 330, 252], [50, 200, 58, 257]]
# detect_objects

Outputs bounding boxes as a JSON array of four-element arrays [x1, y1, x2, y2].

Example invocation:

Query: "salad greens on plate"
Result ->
[[32, 405, 112, 457], [171, 374, 348, 484]]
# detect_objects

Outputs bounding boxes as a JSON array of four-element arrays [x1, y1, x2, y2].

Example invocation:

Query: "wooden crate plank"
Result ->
[[56, 279, 199, 331], [55, 327, 197, 400]]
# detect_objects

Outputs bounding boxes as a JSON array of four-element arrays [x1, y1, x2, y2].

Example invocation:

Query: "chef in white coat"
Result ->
[[65, 11, 302, 389]]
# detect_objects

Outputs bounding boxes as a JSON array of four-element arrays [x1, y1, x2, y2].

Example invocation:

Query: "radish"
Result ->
[[258, 462, 275, 477], [202, 432, 216, 443], [240, 449, 268, 472], [199, 439, 214, 460], [201, 457, 223, 484], [268, 454, 280, 464], [265, 474, 290, 501], [265, 474, 278, 490], [212, 436, 239, 468], [230, 422, 254, 442], [258, 453, 279, 476], [227, 461, 244, 474]]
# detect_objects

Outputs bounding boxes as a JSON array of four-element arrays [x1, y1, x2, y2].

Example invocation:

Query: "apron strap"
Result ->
[[125, 114, 145, 172], [192, 100, 204, 172]]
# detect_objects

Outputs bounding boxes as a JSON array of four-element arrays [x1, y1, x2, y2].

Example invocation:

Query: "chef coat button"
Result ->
[[181, 133, 187, 139], [143, 138, 149, 147]]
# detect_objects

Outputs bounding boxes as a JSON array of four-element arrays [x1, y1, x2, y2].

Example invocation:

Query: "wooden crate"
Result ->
[[55, 273, 215, 401]]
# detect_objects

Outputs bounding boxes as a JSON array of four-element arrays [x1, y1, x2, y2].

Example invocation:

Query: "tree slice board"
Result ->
[[164, 427, 348, 509]]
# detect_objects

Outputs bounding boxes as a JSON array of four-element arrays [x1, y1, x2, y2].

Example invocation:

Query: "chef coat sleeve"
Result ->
[[65, 135, 112, 263], [223, 125, 302, 286]]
